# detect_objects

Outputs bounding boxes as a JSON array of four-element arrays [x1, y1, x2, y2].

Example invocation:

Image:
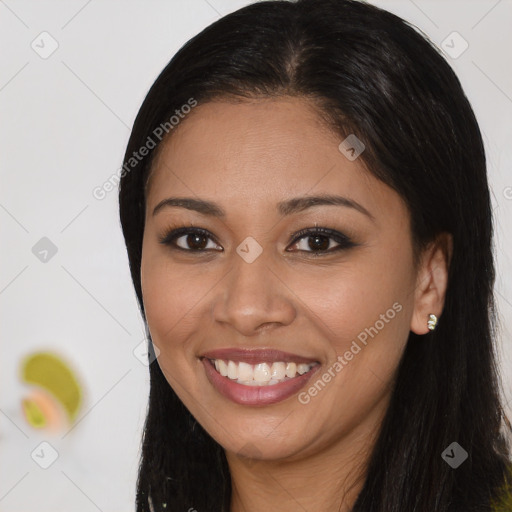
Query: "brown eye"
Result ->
[[159, 227, 222, 252], [303, 234, 331, 251], [180, 232, 209, 250], [288, 228, 356, 254]]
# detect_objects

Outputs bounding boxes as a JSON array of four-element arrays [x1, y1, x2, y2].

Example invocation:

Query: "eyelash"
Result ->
[[158, 225, 357, 256]]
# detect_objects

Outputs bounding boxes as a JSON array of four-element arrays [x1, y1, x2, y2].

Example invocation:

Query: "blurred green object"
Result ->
[[21, 397, 47, 428], [20, 351, 82, 423]]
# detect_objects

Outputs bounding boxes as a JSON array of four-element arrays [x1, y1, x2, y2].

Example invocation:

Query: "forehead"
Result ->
[[146, 97, 405, 223], [149, 96, 341, 184]]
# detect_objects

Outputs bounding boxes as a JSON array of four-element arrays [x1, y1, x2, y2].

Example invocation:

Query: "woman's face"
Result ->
[[141, 97, 422, 463]]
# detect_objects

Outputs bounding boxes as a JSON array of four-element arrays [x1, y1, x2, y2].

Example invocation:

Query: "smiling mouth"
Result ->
[[206, 358, 319, 386]]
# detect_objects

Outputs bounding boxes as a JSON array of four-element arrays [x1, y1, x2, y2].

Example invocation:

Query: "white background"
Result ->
[[1, 1, 511, 511]]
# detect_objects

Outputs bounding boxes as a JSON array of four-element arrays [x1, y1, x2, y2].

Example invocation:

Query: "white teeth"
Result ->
[[218, 359, 228, 377], [237, 379, 260, 386], [285, 362, 297, 378], [270, 362, 286, 380], [254, 363, 271, 382], [227, 361, 238, 380], [238, 362, 253, 381], [210, 359, 317, 386], [297, 363, 310, 375]]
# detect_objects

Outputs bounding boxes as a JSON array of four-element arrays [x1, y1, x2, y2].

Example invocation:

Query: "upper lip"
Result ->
[[200, 348, 320, 364]]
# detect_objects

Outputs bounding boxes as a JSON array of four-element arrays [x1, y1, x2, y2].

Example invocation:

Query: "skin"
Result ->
[[140, 96, 452, 512]]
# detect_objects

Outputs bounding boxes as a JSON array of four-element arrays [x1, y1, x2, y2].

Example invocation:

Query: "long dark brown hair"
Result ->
[[118, 1, 512, 510]]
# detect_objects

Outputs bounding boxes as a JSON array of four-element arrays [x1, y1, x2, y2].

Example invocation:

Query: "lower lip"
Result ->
[[201, 358, 320, 406]]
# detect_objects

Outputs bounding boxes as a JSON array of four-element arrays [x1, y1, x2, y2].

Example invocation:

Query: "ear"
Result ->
[[410, 232, 453, 335]]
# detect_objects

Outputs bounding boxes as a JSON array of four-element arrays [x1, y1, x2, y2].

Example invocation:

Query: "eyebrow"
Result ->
[[152, 194, 375, 221]]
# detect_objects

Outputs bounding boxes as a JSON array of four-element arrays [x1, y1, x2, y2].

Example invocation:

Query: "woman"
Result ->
[[118, 0, 512, 510]]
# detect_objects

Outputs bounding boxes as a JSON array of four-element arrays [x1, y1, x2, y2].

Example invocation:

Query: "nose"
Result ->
[[211, 250, 296, 336]]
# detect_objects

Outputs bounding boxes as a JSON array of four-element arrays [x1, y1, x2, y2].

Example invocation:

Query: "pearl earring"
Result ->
[[427, 314, 438, 331]]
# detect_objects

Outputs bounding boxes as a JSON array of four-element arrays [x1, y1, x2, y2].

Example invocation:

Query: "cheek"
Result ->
[[290, 264, 412, 435], [140, 250, 210, 354], [140, 253, 215, 404], [293, 255, 413, 355]]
